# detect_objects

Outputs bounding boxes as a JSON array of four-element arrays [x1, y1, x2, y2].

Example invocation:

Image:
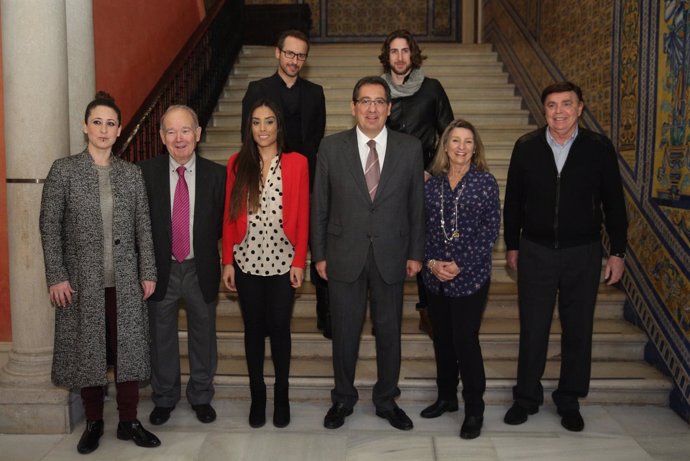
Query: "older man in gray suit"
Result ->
[[311, 76, 425, 431]]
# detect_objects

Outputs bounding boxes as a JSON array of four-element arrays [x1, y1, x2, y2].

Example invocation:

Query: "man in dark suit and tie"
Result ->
[[139, 105, 226, 426], [241, 29, 331, 337], [311, 76, 425, 431]]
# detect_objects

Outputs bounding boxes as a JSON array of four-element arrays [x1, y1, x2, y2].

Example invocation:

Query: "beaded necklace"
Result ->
[[440, 177, 464, 242]]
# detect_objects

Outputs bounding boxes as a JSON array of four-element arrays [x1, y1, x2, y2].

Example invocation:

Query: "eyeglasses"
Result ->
[[356, 98, 389, 108], [280, 49, 308, 61]]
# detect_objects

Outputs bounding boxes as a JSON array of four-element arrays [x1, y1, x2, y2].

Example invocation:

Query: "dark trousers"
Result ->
[[148, 260, 218, 407], [234, 265, 295, 392], [514, 238, 602, 411], [427, 281, 490, 417], [81, 287, 139, 421], [328, 249, 403, 411], [310, 262, 330, 330]]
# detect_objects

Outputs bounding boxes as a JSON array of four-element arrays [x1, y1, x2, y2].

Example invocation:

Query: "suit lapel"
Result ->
[[194, 156, 209, 234], [156, 155, 173, 241], [343, 129, 372, 203], [376, 131, 402, 202]]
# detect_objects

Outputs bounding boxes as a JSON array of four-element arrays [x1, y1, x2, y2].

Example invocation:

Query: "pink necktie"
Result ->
[[172, 166, 190, 262], [365, 139, 380, 200]]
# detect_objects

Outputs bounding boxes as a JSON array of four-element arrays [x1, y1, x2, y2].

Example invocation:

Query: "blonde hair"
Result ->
[[428, 119, 489, 176]]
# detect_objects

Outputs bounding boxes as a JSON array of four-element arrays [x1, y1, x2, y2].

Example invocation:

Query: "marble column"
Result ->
[[66, 0, 96, 154], [0, 0, 86, 433]]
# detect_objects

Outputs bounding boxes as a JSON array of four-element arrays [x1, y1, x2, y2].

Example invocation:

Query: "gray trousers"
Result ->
[[513, 238, 601, 411], [329, 248, 404, 411], [149, 259, 218, 406]]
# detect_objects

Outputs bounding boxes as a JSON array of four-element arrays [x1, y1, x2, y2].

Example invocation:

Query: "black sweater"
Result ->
[[503, 126, 627, 254]]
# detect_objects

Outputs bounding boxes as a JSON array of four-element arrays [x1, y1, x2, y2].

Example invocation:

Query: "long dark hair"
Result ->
[[378, 29, 426, 74], [229, 98, 286, 220]]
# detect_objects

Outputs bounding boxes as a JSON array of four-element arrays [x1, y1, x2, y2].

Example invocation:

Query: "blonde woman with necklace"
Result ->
[[420, 119, 500, 439]]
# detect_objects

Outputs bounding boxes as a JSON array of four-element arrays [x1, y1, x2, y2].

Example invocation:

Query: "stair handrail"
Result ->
[[115, 0, 243, 163]]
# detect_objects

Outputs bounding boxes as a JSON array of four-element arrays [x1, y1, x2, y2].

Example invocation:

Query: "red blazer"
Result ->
[[222, 152, 310, 268]]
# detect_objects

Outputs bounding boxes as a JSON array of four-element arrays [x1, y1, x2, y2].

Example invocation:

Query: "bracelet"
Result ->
[[427, 259, 436, 270]]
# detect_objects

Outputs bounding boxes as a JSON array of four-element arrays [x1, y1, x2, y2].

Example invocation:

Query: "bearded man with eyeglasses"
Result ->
[[241, 29, 330, 337]]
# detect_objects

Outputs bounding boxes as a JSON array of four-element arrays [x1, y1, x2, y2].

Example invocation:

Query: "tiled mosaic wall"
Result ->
[[245, 0, 456, 40], [483, 0, 690, 419]]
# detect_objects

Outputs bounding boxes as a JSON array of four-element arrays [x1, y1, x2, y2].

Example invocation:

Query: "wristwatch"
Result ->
[[611, 252, 625, 259]]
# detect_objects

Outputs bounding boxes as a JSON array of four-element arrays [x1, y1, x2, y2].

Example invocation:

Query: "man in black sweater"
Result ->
[[503, 81, 627, 432]]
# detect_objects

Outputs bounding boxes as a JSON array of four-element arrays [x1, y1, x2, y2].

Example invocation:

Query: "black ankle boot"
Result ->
[[77, 419, 104, 454], [273, 387, 290, 428], [249, 383, 266, 428]]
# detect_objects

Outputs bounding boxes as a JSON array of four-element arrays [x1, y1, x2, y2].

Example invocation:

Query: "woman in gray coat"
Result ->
[[40, 92, 160, 454]]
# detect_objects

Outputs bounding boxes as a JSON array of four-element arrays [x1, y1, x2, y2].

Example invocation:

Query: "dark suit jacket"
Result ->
[[139, 154, 226, 303], [241, 73, 326, 184], [310, 128, 425, 284]]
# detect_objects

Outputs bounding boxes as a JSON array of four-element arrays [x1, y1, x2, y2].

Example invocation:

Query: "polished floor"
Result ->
[[1, 399, 688, 460]]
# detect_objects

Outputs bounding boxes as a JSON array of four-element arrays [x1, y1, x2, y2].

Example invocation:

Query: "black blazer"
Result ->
[[241, 73, 326, 184], [139, 154, 226, 303]]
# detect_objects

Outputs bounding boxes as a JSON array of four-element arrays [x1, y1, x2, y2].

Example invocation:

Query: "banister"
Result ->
[[115, 0, 243, 162]]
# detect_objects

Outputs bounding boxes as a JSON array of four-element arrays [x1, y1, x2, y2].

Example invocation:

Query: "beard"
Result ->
[[391, 61, 412, 77]]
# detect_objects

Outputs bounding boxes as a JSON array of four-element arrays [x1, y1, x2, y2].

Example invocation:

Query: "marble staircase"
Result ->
[[189, 43, 671, 407]]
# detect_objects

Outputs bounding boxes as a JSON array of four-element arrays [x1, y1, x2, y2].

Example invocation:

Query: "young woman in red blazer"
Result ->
[[222, 99, 309, 429]]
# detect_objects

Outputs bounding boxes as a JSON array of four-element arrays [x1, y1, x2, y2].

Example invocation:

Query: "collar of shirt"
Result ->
[[273, 72, 300, 89], [546, 125, 578, 148], [169, 152, 196, 176], [355, 126, 388, 172], [546, 126, 578, 173]]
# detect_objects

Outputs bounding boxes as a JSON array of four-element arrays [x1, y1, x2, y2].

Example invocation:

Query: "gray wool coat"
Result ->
[[39, 150, 157, 388]]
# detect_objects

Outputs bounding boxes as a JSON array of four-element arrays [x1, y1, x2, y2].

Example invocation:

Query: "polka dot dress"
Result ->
[[234, 156, 294, 276]]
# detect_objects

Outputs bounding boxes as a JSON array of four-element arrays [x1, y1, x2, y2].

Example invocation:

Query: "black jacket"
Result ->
[[386, 77, 454, 168], [503, 126, 627, 254], [139, 154, 226, 303], [241, 73, 326, 186]]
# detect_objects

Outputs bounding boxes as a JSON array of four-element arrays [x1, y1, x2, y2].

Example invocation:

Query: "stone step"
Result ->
[[176, 358, 671, 405], [202, 124, 533, 143], [236, 50, 500, 65], [221, 85, 520, 100], [233, 63, 505, 79], [210, 111, 529, 128], [216, 96, 526, 113], [240, 43, 495, 57], [211, 282, 626, 320], [178, 316, 644, 362], [224, 74, 510, 89]]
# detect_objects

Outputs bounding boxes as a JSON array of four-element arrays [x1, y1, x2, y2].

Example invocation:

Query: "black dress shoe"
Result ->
[[149, 405, 175, 425], [192, 403, 216, 423], [116, 420, 161, 448], [558, 408, 584, 432], [503, 403, 538, 425], [324, 403, 353, 429], [420, 399, 459, 418], [460, 415, 483, 439], [376, 406, 413, 431], [77, 419, 104, 454]]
